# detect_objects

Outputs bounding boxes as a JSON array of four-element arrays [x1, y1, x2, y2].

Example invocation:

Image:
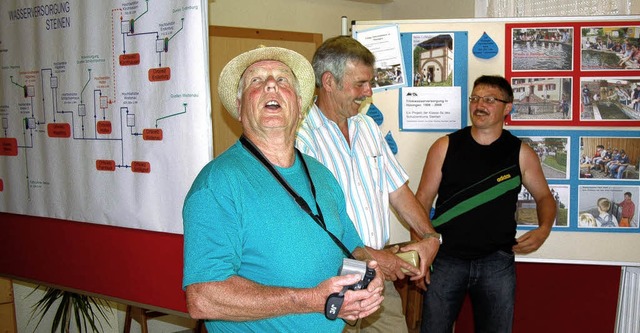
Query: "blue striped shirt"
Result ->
[[296, 104, 409, 249]]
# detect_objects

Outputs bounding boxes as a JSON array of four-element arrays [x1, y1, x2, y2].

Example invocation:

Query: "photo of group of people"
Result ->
[[580, 78, 640, 121], [506, 23, 640, 127], [581, 26, 639, 70], [578, 186, 638, 229], [373, 64, 404, 88], [579, 137, 639, 180]]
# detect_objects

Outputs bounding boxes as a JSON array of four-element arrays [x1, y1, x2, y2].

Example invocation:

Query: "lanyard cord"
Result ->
[[239, 135, 354, 259]]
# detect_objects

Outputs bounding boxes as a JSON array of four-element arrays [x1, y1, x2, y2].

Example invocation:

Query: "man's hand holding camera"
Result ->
[[318, 259, 384, 321]]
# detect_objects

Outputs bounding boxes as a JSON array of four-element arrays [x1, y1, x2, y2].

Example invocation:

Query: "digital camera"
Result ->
[[325, 258, 376, 320], [339, 258, 376, 291]]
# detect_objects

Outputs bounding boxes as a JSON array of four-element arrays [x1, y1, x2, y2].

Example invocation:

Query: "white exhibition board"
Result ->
[[0, 0, 212, 233], [353, 16, 640, 265]]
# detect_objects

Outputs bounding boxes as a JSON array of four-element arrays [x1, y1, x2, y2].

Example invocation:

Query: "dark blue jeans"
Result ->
[[420, 250, 516, 333]]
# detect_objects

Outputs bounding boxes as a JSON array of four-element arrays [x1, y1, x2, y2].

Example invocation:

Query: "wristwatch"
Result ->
[[423, 232, 442, 245]]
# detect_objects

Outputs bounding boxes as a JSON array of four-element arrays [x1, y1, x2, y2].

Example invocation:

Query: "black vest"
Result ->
[[433, 126, 522, 259]]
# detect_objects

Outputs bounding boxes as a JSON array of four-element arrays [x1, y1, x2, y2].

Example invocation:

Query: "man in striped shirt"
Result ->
[[296, 36, 440, 333]]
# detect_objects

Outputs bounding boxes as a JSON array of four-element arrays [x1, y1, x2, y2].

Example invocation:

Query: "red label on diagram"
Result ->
[[148, 67, 171, 82], [96, 160, 116, 171], [0, 138, 18, 156], [143, 128, 163, 141], [97, 121, 112, 134], [131, 161, 151, 173], [47, 123, 71, 138], [119, 53, 141, 66]]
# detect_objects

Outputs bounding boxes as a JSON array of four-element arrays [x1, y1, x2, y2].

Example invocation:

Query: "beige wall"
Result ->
[[381, 0, 475, 20], [209, 0, 475, 41], [209, 0, 384, 41]]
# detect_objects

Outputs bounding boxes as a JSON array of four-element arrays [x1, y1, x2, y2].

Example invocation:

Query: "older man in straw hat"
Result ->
[[182, 46, 384, 332]]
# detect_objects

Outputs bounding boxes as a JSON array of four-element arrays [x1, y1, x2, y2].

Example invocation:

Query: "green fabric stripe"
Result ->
[[436, 165, 518, 212], [432, 176, 521, 227]]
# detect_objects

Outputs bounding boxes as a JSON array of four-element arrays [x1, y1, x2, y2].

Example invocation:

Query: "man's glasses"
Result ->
[[468, 95, 511, 104]]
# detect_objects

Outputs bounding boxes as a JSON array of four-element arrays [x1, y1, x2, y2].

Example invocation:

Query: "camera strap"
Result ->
[[240, 135, 354, 259]]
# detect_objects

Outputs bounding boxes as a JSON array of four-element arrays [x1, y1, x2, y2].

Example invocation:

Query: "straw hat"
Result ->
[[218, 46, 315, 119]]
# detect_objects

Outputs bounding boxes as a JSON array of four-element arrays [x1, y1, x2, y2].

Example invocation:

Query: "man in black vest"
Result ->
[[415, 75, 556, 332]]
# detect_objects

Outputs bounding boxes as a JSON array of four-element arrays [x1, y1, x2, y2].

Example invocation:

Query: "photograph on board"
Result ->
[[579, 78, 640, 121], [578, 136, 640, 180], [511, 27, 573, 71], [510, 77, 572, 121], [581, 25, 640, 71], [519, 136, 569, 179], [517, 185, 569, 227], [578, 185, 638, 229], [354, 24, 406, 92], [411, 33, 454, 87]]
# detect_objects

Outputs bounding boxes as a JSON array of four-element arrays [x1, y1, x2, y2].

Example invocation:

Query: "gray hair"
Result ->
[[312, 36, 375, 88]]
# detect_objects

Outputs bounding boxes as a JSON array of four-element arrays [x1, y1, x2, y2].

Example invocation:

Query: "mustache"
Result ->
[[473, 108, 489, 115]]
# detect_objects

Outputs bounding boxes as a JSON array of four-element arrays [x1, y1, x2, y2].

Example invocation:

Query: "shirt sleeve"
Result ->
[[182, 168, 242, 289]]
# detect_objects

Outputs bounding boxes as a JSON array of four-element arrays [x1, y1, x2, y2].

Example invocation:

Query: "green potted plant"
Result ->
[[28, 286, 112, 333]]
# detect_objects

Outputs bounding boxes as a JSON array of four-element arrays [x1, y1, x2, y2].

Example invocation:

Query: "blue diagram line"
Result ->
[[168, 18, 184, 42], [80, 69, 92, 103], [134, 0, 149, 22], [155, 103, 187, 127], [9, 76, 24, 89]]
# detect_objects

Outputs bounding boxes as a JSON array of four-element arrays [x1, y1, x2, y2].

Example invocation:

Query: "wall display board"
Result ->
[[0, 0, 211, 234], [0, 0, 211, 314], [504, 21, 640, 127], [355, 25, 469, 132], [353, 16, 640, 266]]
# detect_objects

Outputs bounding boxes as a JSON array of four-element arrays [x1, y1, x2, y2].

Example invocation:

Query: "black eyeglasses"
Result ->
[[468, 95, 511, 104]]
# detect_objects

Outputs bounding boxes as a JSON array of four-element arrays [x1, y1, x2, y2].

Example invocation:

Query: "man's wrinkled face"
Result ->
[[332, 60, 374, 118], [238, 60, 301, 136]]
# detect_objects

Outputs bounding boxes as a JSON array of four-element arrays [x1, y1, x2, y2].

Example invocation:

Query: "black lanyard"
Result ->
[[240, 135, 354, 259]]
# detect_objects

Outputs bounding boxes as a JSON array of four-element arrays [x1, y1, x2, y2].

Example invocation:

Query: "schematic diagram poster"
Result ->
[[0, 0, 212, 234]]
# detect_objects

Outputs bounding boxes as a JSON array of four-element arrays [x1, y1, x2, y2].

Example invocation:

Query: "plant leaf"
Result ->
[[28, 286, 113, 333]]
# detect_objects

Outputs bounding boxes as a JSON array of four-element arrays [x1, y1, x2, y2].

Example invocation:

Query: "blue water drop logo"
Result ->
[[366, 103, 384, 125], [473, 32, 499, 59], [385, 131, 398, 155]]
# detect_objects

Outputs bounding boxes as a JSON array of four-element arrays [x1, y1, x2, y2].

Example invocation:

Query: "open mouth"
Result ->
[[265, 100, 281, 110], [354, 97, 367, 105]]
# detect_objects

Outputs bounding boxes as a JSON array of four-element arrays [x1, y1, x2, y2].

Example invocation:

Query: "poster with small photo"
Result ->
[[511, 27, 573, 71], [578, 136, 640, 180], [510, 77, 572, 121], [517, 185, 569, 227], [581, 26, 640, 71], [519, 136, 569, 179], [411, 33, 455, 87], [579, 78, 640, 121], [578, 185, 639, 229]]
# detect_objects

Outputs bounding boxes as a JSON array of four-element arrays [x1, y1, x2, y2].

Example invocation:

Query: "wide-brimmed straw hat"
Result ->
[[218, 46, 315, 119]]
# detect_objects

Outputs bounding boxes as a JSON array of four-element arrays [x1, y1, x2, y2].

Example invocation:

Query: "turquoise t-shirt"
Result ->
[[183, 141, 364, 332]]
